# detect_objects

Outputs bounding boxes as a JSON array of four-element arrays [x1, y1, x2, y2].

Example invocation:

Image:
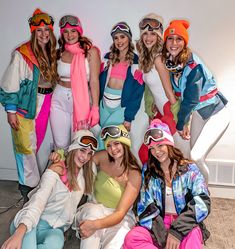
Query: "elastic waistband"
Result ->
[[38, 87, 53, 95]]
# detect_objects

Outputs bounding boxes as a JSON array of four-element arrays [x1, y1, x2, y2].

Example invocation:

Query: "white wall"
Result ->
[[0, 0, 235, 180]]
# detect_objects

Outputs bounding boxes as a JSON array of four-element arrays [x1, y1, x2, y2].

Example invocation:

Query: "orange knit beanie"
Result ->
[[164, 20, 189, 45], [28, 8, 54, 33]]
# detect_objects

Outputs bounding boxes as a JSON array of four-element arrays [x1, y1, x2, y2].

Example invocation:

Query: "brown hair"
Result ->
[[108, 143, 141, 175], [109, 37, 135, 66], [161, 42, 192, 66], [136, 33, 163, 73], [57, 32, 92, 59], [144, 145, 193, 189], [30, 29, 58, 87], [65, 149, 94, 194]]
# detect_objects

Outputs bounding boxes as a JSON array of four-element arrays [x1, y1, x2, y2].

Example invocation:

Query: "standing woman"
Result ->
[[0, 9, 58, 202], [74, 124, 141, 249], [162, 20, 229, 180], [124, 119, 210, 249], [50, 14, 101, 151], [98, 21, 144, 148], [136, 13, 190, 164], [1, 130, 98, 249]]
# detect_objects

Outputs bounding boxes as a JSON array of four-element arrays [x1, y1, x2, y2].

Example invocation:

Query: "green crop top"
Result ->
[[94, 170, 125, 209]]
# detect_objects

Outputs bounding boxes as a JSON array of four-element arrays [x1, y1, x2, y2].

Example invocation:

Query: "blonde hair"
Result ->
[[136, 33, 163, 73], [31, 29, 58, 87], [65, 149, 94, 194], [109, 39, 135, 66]]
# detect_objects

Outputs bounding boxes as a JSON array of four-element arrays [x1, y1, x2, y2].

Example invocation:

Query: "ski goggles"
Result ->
[[79, 135, 98, 152], [144, 128, 174, 145], [101, 125, 130, 140], [111, 23, 132, 37], [139, 18, 163, 32], [29, 13, 54, 27], [59, 15, 81, 28], [165, 59, 183, 74]]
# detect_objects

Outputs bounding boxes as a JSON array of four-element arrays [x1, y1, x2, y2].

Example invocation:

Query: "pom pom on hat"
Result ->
[[104, 124, 131, 149], [164, 19, 190, 45], [29, 8, 54, 33]]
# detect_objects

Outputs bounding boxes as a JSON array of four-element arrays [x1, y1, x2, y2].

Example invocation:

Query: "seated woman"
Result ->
[[1, 130, 98, 249], [124, 119, 210, 249], [74, 124, 141, 249]]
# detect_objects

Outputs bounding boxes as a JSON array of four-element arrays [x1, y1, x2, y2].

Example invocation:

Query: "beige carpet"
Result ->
[[204, 198, 235, 249]]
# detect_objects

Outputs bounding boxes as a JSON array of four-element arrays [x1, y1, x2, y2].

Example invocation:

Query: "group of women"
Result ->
[[0, 7, 229, 249]]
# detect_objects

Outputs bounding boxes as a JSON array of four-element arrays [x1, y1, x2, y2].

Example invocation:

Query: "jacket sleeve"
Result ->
[[123, 73, 145, 122], [176, 64, 204, 130], [0, 51, 29, 112], [137, 165, 160, 229], [169, 164, 211, 241], [13, 169, 59, 232]]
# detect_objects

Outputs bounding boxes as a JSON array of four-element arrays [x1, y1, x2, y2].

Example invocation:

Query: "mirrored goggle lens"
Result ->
[[80, 136, 98, 151], [111, 24, 130, 34], [59, 15, 80, 28], [144, 128, 164, 145], [29, 14, 54, 26], [139, 18, 162, 31], [101, 126, 121, 140]]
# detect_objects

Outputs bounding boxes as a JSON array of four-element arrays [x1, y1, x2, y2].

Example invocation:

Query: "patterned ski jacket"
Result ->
[[138, 162, 210, 243]]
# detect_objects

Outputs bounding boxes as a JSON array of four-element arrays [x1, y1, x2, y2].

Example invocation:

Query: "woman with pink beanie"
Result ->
[[124, 119, 211, 249], [50, 14, 101, 151]]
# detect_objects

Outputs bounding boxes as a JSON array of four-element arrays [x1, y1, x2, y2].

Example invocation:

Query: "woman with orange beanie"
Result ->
[[162, 19, 229, 181], [0, 8, 57, 202]]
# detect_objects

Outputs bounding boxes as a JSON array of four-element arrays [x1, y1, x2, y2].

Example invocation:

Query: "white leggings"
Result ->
[[50, 84, 73, 150], [75, 202, 136, 249], [190, 107, 230, 182]]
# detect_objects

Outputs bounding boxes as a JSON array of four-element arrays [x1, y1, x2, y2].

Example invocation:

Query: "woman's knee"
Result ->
[[123, 226, 152, 248], [44, 229, 64, 249]]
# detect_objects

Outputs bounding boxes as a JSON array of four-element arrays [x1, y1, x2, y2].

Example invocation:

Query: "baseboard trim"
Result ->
[[0, 168, 18, 181], [209, 184, 235, 199]]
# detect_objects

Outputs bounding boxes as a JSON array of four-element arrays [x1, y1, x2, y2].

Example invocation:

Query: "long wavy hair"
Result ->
[[108, 143, 141, 175], [161, 42, 192, 66], [57, 32, 92, 59], [109, 37, 135, 66], [65, 149, 94, 194], [31, 29, 58, 87], [136, 33, 163, 73], [144, 145, 193, 189]]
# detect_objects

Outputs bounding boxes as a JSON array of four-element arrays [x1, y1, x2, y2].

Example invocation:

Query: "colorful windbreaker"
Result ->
[[138, 162, 210, 241], [0, 42, 40, 119]]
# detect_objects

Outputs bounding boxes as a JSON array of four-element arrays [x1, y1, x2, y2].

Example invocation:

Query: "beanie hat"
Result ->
[[164, 20, 190, 45], [104, 124, 131, 149], [145, 119, 174, 149], [28, 8, 54, 33], [68, 130, 97, 153], [110, 22, 132, 40], [59, 15, 83, 35], [139, 13, 163, 39]]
